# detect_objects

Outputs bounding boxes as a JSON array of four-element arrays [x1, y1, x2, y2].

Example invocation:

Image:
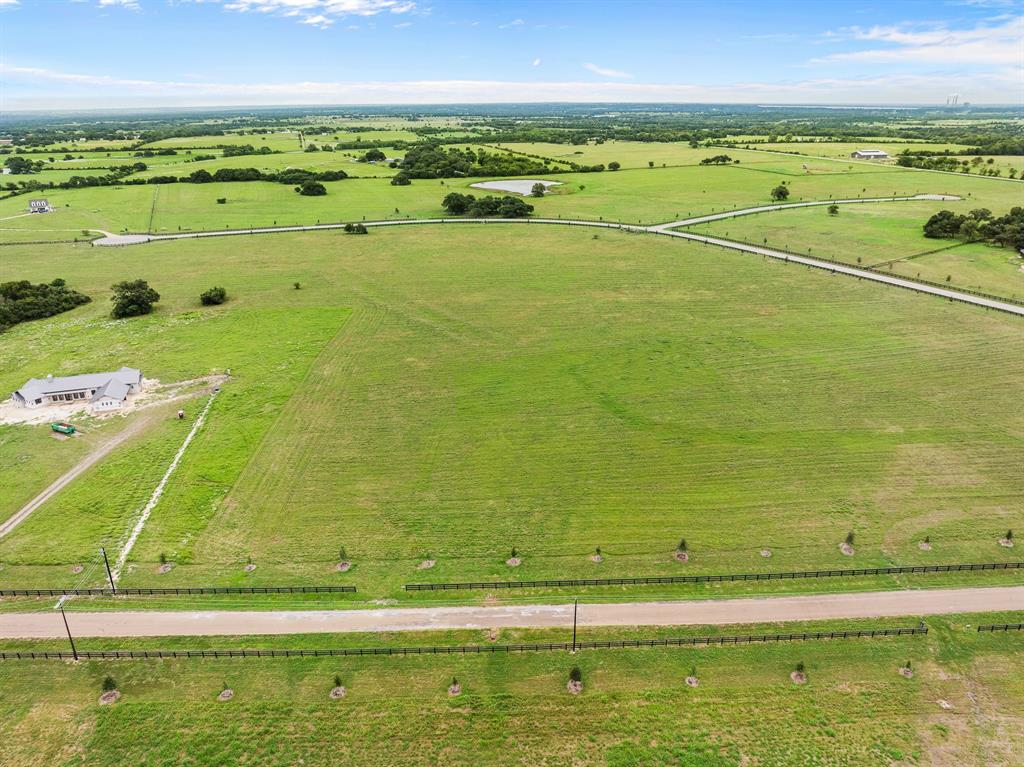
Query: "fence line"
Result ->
[[406, 561, 1024, 591], [977, 623, 1024, 633], [0, 625, 927, 662], [0, 585, 355, 597]]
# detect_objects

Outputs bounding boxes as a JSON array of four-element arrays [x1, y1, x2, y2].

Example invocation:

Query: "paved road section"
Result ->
[[4, 586, 1022, 639]]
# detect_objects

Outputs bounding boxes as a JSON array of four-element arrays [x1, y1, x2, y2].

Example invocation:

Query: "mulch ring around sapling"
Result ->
[[566, 680, 583, 695], [218, 688, 234, 702], [448, 681, 462, 697], [918, 542, 932, 551], [244, 564, 257, 572], [71, 565, 84, 574], [506, 557, 521, 567], [330, 686, 346, 699], [673, 551, 689, 563], [899, 667, 914, 679], [790, 671, 807, 685], [839, 543, 855, 556], [98, 691, 120, 706], [999, 538, 1014, 548], [417, 560, 435, 570], [336, 561, 352, 572], [589, 554, 603, 563], [157, 564, 173, 574], [685, 676, 699, 688], [760, 549, 772, 558]]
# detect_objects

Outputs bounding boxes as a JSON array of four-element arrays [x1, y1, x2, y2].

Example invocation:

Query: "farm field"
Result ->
[[0, 226, 1020, 595], [684, 201, 1024, 300], [141, 129, 422, 151], [0, 614, 1022, 767]]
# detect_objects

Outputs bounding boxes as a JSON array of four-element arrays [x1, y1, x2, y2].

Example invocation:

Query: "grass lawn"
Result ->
[[0, 226, 1019, 595], [0, 613, 1021, 766]]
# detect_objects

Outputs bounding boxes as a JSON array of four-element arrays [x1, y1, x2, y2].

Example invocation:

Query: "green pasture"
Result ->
[[0, 614, 1022, 766], [749, 141, 974, 158], [685, 201, 1024, 300], [0, 226, 1019, 594], [141, 129, 421, 151]]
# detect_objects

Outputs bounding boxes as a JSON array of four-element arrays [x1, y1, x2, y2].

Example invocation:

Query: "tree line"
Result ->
[[0, 279, 91, 332], [923, 207, 1024, 250]]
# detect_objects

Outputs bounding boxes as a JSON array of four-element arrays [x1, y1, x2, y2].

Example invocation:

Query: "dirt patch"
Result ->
[[243, 563, 257, 572], [918, 541, 932, 551], [685, 676, 699, 688], [566, 680, 583, 695], [217, 689, 234, 702], [589, 554, 603, 563], [417, 559, 435, 570], [936, 699, 953, 710], [329, 686, 346, 699], [156, 563, 173, 574], [790, 672, 807, 685], [51, 432, 70, 441], [506, 557, 521, 567], [336, 561, 352, 572], [98, 691, 120, 706], [448, 682, 462, 697], [759, 549, 772, 558], [839, 543, 855, 556], [998, 538, 1014, 548], [899, 667, 914, 679], [487, 629, 499, 642], [70, 565, 84, 574], [673, 551, 689, 563]]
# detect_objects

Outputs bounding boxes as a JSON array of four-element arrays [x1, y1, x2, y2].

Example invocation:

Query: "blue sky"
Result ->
[[1, 0, 1022, 109]]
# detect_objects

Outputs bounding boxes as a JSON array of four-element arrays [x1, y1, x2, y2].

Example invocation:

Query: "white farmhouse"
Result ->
[[850, 149, 889, 160], [12, 367, 143, 411]]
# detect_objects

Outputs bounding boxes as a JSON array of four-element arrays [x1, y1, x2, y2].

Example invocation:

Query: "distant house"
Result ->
[[28, 199, 52, 213], [12, 367, 143, 411], [0, 138, 12, 146], [850, 149, 889, 160]]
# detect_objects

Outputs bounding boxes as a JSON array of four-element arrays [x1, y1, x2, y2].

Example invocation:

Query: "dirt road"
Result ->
[[0, 413, 159, 539], [4, 586, 1021, 639]]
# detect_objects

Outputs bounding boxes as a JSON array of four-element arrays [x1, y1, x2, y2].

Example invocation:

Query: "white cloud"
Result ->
[[393, 20, 410, 27], [7, 64, 1019, 109], [532, 58, 541, 67], [582, 62, 632, 79], [222, 0, 414, 27], [814, 16, 1024, 67], [0, 0, 21, 7], [98, 0, 141, 8], [300, 12, 331, 26], [498, 18, 524, 28]]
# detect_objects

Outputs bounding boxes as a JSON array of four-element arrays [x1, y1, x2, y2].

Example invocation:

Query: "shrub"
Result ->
[[216, 197, 227, 204], [200, 286, 227, 306], [1007, 529, 1014, 541], [102, 676, 117, 692], [159, 552, 167, 565], [390, 173, 412, 186], [795, 661, 805, 674], [343, 223, 368, 234], [845, 531, 855, 546], [530, 182, 546, 197], [770, 184, 790, 202], [110, 279, 160, 319], [293, 282, 301, 290], [510, 546, 518, 559], [0, 278, 90, 332], [827, 204, 839, 215], [569, 666, 582, 683], [334, 674, 342, 688], [296, 180, 327, 196], [677, 538, 687, 552], [338, 546, 347, 561]]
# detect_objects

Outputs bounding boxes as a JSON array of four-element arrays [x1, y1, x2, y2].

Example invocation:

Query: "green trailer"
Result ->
[[51, 422, 76, 435]]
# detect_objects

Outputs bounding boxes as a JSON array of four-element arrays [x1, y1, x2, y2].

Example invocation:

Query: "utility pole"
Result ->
[[571, 598, 578, 653], [60, 606, 78, 661], [101, 547, 116, 595]]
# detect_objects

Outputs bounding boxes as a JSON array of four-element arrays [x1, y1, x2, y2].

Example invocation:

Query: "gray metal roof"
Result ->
[[15, 367, 141, 402]]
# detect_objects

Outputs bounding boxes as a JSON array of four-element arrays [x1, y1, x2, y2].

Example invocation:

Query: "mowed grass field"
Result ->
[[0, 225, 1020, 594], [684, 201, 1024, 300], [0, 614, 1022, 766]]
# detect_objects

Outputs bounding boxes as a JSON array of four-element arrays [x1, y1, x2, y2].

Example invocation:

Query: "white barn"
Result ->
[[850, 149, 889, 160], [12, 367, 143, 411]]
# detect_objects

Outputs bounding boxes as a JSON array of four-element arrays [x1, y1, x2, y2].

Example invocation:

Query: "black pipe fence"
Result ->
[[406, 561, 1024, 591], [977, 623, 1024, 632], [0, 585, 355, 597], [0, 624, 927, 662]]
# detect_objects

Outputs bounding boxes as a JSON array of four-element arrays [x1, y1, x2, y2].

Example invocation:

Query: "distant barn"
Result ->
[[28, 199, 52, 213], [850, 149, 889, 160]]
